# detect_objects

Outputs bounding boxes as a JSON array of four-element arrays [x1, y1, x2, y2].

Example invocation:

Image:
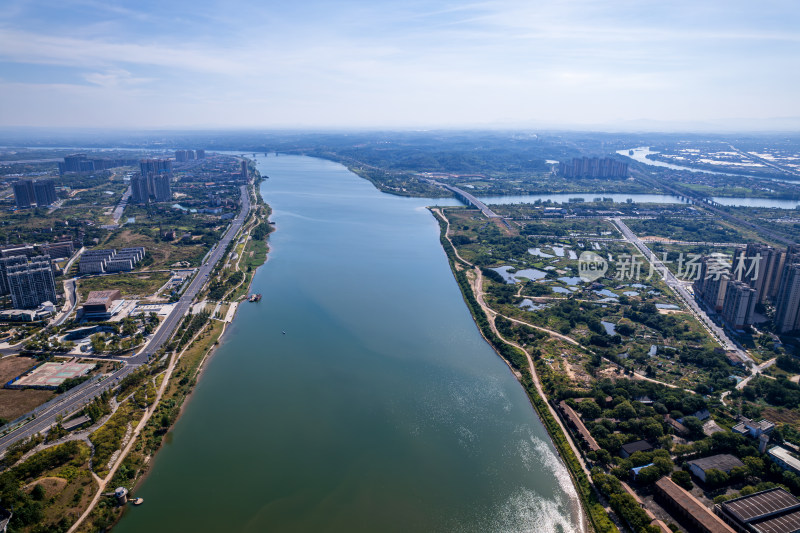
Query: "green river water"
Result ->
[[115, 155, 583, 533]]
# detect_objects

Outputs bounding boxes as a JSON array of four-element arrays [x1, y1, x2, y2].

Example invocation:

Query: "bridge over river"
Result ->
[[425, 179, 504, 221]]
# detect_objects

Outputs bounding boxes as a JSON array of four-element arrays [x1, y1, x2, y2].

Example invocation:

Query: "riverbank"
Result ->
[[68, 179, 273, 532], [431, 207, 615, 533]]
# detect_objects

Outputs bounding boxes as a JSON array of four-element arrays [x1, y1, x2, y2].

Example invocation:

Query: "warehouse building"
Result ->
[[688, 454, 745, 483], [654, 476, 735, 533], [717, 488, 800, 533]]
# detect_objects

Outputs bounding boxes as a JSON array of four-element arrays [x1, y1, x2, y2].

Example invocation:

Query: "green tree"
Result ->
[[744, 456, 765, 477], [682, 416, 705, 440], [578, 399, 601, 419], [30, 484, 46, 501], [704, 468, 729, 486], [90, 333, 105, 353], [614, 400, 637, 420], [672, 470, 693, 490]]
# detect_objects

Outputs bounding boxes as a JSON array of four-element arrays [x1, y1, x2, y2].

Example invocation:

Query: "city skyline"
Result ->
[[1, 0, 799, 130]]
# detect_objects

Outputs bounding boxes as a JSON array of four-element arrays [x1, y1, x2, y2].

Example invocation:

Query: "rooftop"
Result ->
[[654, 476, 735, 533], [719, 488, 800, 533], [621, 440, 653, 455], [750, 510, 800, 533], [688, 454, 745, 473], [768, 446, 800, 472], [85, 290, 121, 305]]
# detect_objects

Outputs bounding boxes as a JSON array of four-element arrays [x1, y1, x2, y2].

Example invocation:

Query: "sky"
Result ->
[[1, 0, 799, 130]]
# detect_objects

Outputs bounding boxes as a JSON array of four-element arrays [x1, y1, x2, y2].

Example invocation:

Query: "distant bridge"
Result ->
[[426, 179, 501, 219]]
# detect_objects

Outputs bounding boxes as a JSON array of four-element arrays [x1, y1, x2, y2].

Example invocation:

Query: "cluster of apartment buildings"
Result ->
[[58, 153, 139, 174], [175, 149, 205, 162], [131, 159, 172, 204], [558, 157, 628, 179], [79, 247, 146, 274], [694, 243, 800, 333], [12, 179, 57, 209]]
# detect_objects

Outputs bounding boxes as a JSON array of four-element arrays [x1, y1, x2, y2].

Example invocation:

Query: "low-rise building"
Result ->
[[79, 249, 116, 274], [42, 240, 74, 259], [767, 446, 800, 476], [688, 454, 745, 483], [79, 247, 145, 274], [558, 400, 601, 452], [82, 290, 123, 321], [105, 258, 134, 272], [620, 440, 654, 458], [654, 476, 735, 533], [716, 487, 800, 533], [733, 416, 775, 439], [666, 415, 690, 437], [0, 309, 37, 322], [630, 463, 655, 481]]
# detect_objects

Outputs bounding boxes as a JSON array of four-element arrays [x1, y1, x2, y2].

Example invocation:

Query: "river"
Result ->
[[115, 155, 583, 533]]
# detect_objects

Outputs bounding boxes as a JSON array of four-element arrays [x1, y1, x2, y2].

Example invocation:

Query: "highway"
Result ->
[[0, 185, 251, 453], [610, 217, 753, 366], [631, 168, 797, 247]]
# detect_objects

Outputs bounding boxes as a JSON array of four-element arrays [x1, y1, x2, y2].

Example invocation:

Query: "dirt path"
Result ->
[[69, 192, 261, 532], [68, 287, 224, 531]]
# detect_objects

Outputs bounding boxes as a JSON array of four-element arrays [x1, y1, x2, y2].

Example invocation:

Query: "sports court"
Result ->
[[12, 362, 95, 389]]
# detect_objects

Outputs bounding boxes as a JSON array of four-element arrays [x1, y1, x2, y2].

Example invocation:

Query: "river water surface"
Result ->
[[115, 155, 583, 532]]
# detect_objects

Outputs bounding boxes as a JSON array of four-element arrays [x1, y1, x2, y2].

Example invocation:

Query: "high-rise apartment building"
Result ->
[[0, 255, 29, 296], [139, 159, 172, 177], [175, 150, 198, 162], [131, 163, 172, 204], [558, 157, 628, 179], [151, 174, 172, 202], [12, 181, 35, 209], [131, 173, 150, 203], [721, 281, 757, 329], [775, 262, 800, 333], [6, 256, 57, 308], [58, 153, 139, 174], [33, 179, 57, 207], [694, 255, 729, 312], [13, 179, 58, 209]]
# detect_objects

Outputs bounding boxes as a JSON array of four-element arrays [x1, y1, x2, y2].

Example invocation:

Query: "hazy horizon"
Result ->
[[1, 0, 799, 131]]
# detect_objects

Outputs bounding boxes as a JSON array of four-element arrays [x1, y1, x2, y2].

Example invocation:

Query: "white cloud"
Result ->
[[0, 0, 798, 128]]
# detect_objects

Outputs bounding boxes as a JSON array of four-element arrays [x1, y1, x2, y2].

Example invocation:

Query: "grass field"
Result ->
[[242, 237, 268, 270], [77, 271, 172, 299]]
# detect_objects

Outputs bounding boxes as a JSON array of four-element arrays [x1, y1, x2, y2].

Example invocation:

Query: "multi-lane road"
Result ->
[[611, 217, 753, 366], [0, 185, 251, 453]]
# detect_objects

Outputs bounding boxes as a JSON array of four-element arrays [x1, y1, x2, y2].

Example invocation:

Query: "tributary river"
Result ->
[[116, 155, 584, 532]]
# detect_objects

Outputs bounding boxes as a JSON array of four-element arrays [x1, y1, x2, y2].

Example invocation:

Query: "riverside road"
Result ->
[[0, 185, 250, 454]]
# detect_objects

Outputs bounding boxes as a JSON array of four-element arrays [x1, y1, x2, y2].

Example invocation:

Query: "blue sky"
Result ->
[[1, 0, 798, 129]]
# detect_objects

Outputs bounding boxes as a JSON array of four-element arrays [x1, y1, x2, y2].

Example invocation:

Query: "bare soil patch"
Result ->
[[0, 389, 55, 421]]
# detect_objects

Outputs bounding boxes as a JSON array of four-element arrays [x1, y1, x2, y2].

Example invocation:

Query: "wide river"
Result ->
[[116, 155, 583, 532]]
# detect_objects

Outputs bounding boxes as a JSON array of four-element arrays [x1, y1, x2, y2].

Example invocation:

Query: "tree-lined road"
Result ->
[[610, 217, 753, 366]]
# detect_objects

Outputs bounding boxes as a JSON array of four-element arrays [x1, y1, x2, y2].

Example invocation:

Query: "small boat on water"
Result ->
[[131, 497, 144, 505], [282, 330, 286, 335], [248, 293, 262, 302]]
